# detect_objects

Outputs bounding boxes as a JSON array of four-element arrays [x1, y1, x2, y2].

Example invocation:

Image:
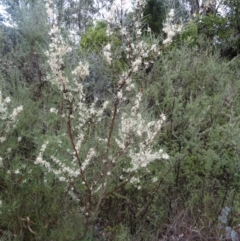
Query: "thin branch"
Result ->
[[66, 103, 92, 209]]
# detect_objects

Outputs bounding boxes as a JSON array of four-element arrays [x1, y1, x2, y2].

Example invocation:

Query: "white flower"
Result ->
[[137, 130, 142, 137], [162, 153, 169, 159], [104, 43, 111, 51], [10, 106, 23, 121], [136, 29, 142, 36], [169, 9, 175, 18], [50, 108, 58, 114], [160, 113, 166, 121], [81, 148, 96, 170], [150, 44, 157, 52], [168, 30, 175, 38], [152, 177, 158, 183], [18, 137, 22, 142], [35, 155, 43, 165], [163, 38, 172, 45], [41, 142, 48, 152], [121, 27, 127, 35], [0, 157, 3, 167], [103, 44, 112, 64], [4, 97, 11, 103], [126, 83, 135, 92], [0, 137, 6, 143], [130, 176, 140, 184], [117, 90, 123, 99], [46, 8, 54, 18], [162, 9, 182, 46], [59, 176, 66, 182], [132, 58, 142, 72], [69, 30, 76, 35], [72, 62, 89, 79]]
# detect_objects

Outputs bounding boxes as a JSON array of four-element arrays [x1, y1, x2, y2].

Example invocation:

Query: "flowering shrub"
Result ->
[[1, 0, 240, 240], [0, 92, 23, 130], [0, 91, 24, 236], [0, 91, 23, 164], [28, 0, 182, 234]]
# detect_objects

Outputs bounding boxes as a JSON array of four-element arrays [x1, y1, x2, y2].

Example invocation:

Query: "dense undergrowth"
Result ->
[[1, 0, 240, 240]]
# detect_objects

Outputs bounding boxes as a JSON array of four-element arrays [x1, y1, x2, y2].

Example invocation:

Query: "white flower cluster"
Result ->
[[81, 148, 96, 171], [118, 113, 169, 172], [118, 71, 134, 91], [38, 0, 170, 197], [103, 0, 160, 96], [103, 43, 112, 64], [0, 137, 6, 143], [116, 93, 169, 172], [50, 107, 58, 114], [9, 106, 23, 121], [44, 0, 54, 19], [44, 0, 109, 117], [107, 0, 118, 23], [130, 176, 140, 184], [45, 24, 72, 87], [35, 141, 49, 168], [163, 9, 183, 45], [35, 0, 110, 185], [35, 142, 80, 182], [100, 0, 170, 186], [41, 122, 103, 183], [45, 2, 87, 88], [0, 90, 23, 150], [72, 62, 89, 80], [127, 147, 169, 172], [128, 32, 160, 69], [0, 91, 11, 120]]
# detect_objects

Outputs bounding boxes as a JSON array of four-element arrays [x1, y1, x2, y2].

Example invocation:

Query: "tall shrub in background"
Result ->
[[140, 43, 240, 236]]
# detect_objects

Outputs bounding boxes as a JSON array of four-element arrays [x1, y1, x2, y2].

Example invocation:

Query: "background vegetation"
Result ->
[[1, 0, 240, 240]]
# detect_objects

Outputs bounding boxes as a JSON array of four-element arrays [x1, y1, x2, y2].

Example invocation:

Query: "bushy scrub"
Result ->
[[0, 0, 176, 240], [141, 44, 240, 231], [1, 0, 240, 240]]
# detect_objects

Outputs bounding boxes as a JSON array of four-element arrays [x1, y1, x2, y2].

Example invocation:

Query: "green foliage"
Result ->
[[80, 21, 121, 53], [141, 44, 240, 225], [143, 0, 167, 34], [171, 13, 231, 50], [197, 14, 231, 40], [2, 1, 240, 240], [80, 21, 109, 52], [0, 0, 48, 91]]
